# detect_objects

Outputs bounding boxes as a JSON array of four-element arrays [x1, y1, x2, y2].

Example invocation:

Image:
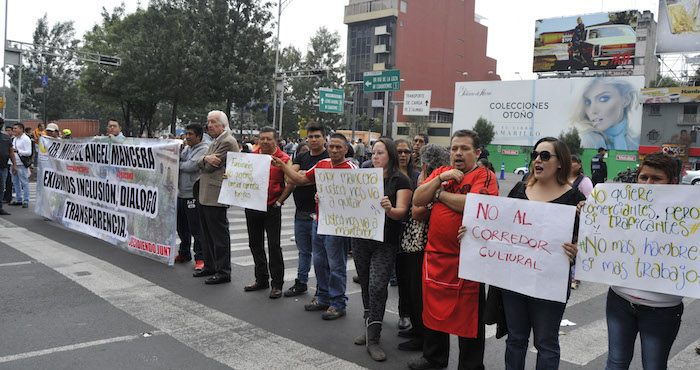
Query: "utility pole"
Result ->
[[272, 0, 295, 132], [347, 81, 363, 141]]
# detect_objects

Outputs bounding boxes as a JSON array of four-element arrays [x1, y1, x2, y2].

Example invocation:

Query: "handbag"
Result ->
[[19, 155, 32, 168], [400, 203, 432, 253]]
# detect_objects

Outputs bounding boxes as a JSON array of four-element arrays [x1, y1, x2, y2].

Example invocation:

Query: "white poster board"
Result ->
[[577, 184, 700, 299], [315, 168, 385, 242], [459, 194, 576, 303], [217, 152, 270, 212], [403, 90, 432, 116]]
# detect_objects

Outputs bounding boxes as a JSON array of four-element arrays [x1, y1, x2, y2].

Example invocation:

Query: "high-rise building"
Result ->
[[344, 0, 499, 144]]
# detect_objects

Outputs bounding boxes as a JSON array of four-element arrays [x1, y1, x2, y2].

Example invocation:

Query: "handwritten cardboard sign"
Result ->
[[217, 152, 270, 212], [315, 168, 385, 242], [576, 184, 700, 299], [459, 194, 576, 303]]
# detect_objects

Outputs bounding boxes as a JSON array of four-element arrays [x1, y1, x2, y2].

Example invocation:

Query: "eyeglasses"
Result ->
[[530, 150, 557, 162], [397, 150, 411, 155]]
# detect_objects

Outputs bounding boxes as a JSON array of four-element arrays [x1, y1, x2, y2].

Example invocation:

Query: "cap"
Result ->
[[62, 129, 72, 135], [46, 123, 59, 132]]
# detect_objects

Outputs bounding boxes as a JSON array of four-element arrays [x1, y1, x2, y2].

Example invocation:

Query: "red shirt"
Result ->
[[254, 146, 291, 206], [421, 166, 499, 338], [305, 158, 358, 214]]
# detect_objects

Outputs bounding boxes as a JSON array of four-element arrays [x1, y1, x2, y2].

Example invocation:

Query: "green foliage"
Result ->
[[473, 117, 495, 146], [650, 76, 681, 87], [406, 116, 429, 139], [559, 127, 583, 156]]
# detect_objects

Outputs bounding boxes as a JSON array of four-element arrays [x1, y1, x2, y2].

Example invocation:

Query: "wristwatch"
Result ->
[[434, 189, 442, 202], [275, 201, 283, 207]]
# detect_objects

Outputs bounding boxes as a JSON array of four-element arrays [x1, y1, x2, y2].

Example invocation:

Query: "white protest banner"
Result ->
[[459, 194, 576, 303], [315, 168, 385, 242], [576, 184, 700, 299], [217, 152, 271, 212], [36, 136, 180, 265]]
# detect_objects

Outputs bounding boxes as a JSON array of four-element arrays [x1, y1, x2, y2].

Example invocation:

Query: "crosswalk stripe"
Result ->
[[555, 319, 608, 366], [0, 222, 364, 369], [668, 339, 700, 368]]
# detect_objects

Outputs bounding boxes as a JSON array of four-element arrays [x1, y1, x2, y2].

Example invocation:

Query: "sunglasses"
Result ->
[[530, 150, 557, 162], [398, 150, 411, 154]]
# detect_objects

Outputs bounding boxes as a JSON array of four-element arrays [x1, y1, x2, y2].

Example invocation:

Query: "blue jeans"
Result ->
[[294, 219, 313, 283], [311, 221, 348, 310], [12, 164, 29, 203], [605, 288, 683, 370], [0, 168, 7, 211], [502, 289, 566, 370]]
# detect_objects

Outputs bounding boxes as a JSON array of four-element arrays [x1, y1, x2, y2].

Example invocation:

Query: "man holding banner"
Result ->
[[194, 110, 239, 284], [409, 130, 498, 370], [243, 126, 293, 299], [272, 133, 358, 320]]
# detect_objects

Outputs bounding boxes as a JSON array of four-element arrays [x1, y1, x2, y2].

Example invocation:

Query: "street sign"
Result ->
[[41, 75, 48, 87], [319, 88, 344, 114], [402, 90, 432, 116], [363, 70, 401, 92], [35, 88, 44, 94]]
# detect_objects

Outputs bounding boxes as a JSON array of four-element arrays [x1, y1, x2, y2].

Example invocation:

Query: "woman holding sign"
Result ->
[[605, 152, 684, 370], [502, 137, 584, 369], [352, 137, 412, 362]]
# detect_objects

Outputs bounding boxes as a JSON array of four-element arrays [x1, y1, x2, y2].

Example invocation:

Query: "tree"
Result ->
[[473, 117, 495, 146], [406, 116, 429, 139], [8, 14, 82, 121], [559, 127, 583, 156], [649, 75, 681, 87]]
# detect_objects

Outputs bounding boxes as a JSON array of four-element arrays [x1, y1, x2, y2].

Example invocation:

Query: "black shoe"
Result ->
[[244, 281, 269, 291], [193, 269, 215, 278], [408, 356, 446, 370], [398, 316, 412, 330], [283, 279, 308, 297], [304, 299, 330, 311], [205, 275, 231, 285], [398, 338, 423, 351], [9, 201, 21, 206], [22, 203, 28, 208], [398, 328, 416, 338], [0, 209, 10, 215], [269, 288, 283, 299]]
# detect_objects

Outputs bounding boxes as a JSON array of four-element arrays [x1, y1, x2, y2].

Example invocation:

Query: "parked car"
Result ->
[[681, 170, 700, 185], [513, 166, 528, 175]]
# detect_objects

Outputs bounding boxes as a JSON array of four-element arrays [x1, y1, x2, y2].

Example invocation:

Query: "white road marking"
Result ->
[[556, 319, 608, 366], [667, 339, 700, 368], [0, 260, 34, 267], [0, 332, 163, 363], [0, 223, 364, 370]]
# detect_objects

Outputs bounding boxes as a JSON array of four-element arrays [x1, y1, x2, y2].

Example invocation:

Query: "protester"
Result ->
[[591, 147, 607, 187], [394, 138, 420, 331], [283, 123, 328, 297], [0, 120, 17, 215], [175, 123, 210, 272], [477, 158, 499, 189], [194, 110, 239, 284], [106, 119, 125, 137], [605, 151, 684, 370], [351, 137, 412, 362], [500, 137, 584, 370], [244, 126, 293, 299], [62, 129, 72, 139], [45, 123, 60, 138], [272, 133, 358, 320], [354, 138, 366, 162], [3, 126, 13, 203], [569, 154, 593, 198], [396, 144, 450, 352], [32, 123, 46, 166], [10, 123, 32, 208], [478, 145, 489, 161], [409, 129, 498, 370], [413, 134, 428, 167]]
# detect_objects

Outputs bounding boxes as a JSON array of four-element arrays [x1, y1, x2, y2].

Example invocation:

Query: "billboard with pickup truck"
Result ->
[[533, 10, 639, 72]]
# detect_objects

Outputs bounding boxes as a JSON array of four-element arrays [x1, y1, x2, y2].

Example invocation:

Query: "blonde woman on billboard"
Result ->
[[570, 78, 639, 151]]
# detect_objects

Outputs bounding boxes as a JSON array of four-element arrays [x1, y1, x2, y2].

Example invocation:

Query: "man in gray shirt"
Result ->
[[0, 119, 18, 215], [175, 123, 210, 271]]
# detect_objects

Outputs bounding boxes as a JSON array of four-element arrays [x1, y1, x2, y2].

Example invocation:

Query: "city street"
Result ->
[[1, 174, 699, 369]]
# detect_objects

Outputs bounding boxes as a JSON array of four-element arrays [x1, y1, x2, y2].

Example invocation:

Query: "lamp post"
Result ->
[[347, 80, 363, 141], [272, 0, 295, 134]]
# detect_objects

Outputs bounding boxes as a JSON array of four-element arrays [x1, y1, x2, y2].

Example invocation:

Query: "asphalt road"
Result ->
[[0, 173, 698, 369]]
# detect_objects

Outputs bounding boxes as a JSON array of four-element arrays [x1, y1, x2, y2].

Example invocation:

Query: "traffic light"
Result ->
[[310, 69, 327, 79]]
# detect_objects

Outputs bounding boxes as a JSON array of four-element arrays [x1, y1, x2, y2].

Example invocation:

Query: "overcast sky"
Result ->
[[2, 0, 661, 82]]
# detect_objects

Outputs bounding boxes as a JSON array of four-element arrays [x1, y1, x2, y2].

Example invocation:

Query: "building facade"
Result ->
[[344, 0, 499, 144]]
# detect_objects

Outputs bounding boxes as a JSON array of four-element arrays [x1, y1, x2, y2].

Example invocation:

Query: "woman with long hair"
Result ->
[[353, 137, 412, 362], [570, 78, 639, 150], [502, 137, 585, 369]]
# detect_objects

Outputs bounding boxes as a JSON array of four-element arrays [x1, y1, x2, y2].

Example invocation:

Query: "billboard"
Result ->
[[656, 0, 700, 54], [533, 11, 638, 72], [640, 86, 700, 103], [453, 76, 645, 150]]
